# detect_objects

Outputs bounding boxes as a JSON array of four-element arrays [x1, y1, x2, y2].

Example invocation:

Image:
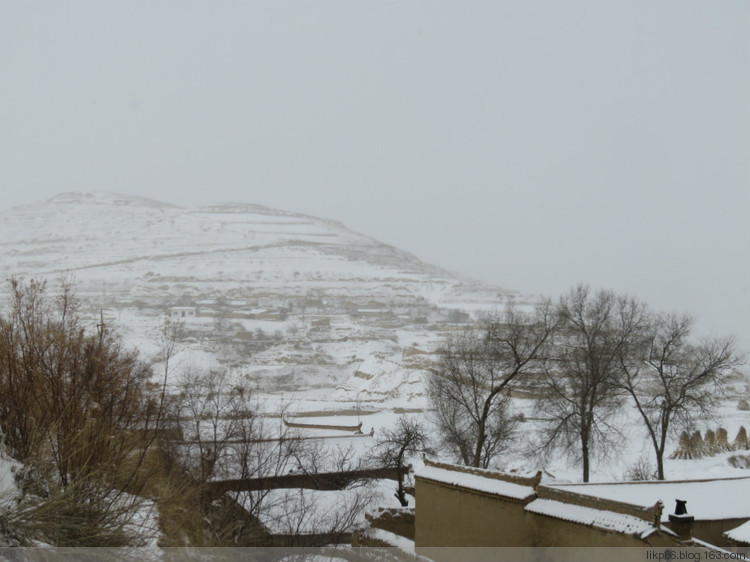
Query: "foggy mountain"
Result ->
[[0, 192, 523, 404]]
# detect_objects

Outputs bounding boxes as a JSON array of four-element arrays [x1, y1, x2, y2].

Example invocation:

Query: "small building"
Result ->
[[414, 459, 722, 552], [170, 306, 197, 319]]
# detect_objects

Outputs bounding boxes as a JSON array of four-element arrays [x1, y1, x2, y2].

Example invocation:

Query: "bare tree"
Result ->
[[169, 367, 246, 483], [291, 440, 365, 491], [167, 373, 312, 544], [618, 312, 745, 479], [369, 415, 432, 506], [537, 284, 648, 482], [259, 483, 377, 545], [428, 299, 557, 468]]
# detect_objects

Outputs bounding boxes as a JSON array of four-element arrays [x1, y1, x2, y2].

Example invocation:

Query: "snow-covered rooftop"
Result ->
[[415, 464, 536, 501], [363, 528, 418, 555], [725, 520, 750, 545], [525, 498, 659, 537], [549, 477, 750, 521]]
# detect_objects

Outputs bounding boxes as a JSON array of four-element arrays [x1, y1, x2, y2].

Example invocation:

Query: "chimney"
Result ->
[[668, 499, 694, 542]]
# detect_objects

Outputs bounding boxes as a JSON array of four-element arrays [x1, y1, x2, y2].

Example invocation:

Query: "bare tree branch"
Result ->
[[429, 299, 557, 468]]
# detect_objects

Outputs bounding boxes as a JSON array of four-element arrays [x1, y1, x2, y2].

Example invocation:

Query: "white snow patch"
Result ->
[[725, 520, 750, 545], [415, 465, 536, 501], [242, 479, 396, 535], [525, 498, 657, 536], [364, 528, 417, 554], [550, 476, 750, 521], [0, 450, 21, 505]]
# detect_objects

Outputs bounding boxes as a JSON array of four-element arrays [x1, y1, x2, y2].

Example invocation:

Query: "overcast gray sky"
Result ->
[[2, 1, 749, 352]]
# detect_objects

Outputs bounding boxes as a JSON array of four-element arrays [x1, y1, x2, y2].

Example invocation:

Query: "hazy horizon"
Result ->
[[2, 1, 748, 353]]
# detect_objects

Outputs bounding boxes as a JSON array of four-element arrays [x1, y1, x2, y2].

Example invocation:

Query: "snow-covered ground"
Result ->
[[0, 449, 21, 506], [1, 192, 748, 544], [0, 192, 520, 407], [242, 479, 397, 536]]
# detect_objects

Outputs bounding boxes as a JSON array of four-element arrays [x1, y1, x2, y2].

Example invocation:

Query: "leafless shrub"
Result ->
[[6, 470, 157, 546], [625, 456, 657, 481], [0, 278, 168, 546], [368, 415, 432, 506], [260, 484, 377, 545], [728, 454, 750, 469]]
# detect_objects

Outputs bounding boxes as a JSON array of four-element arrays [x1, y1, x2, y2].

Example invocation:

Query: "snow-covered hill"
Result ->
[[0, 192, 522, 406]]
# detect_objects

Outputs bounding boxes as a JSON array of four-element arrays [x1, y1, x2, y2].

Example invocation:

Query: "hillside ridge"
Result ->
[[0, 191, 521, 402]]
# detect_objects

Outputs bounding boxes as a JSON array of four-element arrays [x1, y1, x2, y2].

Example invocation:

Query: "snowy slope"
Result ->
[[0, 192, 513, 306], [0, 192, 520, 403]]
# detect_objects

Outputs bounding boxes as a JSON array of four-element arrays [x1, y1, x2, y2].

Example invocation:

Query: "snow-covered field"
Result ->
[[2, 192, 743, 484], [0, 192, 748, 547]]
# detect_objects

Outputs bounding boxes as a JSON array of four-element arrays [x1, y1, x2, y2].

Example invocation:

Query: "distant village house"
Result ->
[[170, 306, 197, 319]]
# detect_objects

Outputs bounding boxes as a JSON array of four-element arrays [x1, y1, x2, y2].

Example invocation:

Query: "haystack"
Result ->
[[670, 430, 707, 460], [734, 426, 749, 450], [704, 429, 717, 455], [715, 428, 734, 453]]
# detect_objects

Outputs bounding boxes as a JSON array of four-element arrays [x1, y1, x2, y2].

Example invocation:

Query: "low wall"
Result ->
[[207, 467, 400, 498], [366, 507, 415, 540], [282, 419, 363, 432], [265, 532, 353, 547]]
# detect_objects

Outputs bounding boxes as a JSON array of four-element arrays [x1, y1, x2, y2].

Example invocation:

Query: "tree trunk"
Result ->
[[656, 453, 664, 481], [581, 416, 592, 482], [472, 418, 487, 468], [395, 467, 408, 506], [656, 431, 667, 480], [581, 437, 590, 483], [472, 397, 493, 468]]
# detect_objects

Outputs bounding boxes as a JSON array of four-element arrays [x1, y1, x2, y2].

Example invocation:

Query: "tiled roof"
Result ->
[[525, 498, 659, 537]]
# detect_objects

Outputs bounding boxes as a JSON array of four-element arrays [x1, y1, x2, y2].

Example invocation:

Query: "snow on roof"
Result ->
[[525, 498, 658, 537], [364, 528, 418, 556], [549, 477, 750, 521], [415, 465, 536, 501], [725, 520, 750, 545], [691, 538, 735, 554]]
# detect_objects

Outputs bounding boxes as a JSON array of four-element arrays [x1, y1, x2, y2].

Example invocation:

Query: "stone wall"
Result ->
[[366, 507, 415, 540]]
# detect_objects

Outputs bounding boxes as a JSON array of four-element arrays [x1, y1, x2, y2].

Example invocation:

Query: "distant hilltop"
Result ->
[[0, 191, 524, 400]]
